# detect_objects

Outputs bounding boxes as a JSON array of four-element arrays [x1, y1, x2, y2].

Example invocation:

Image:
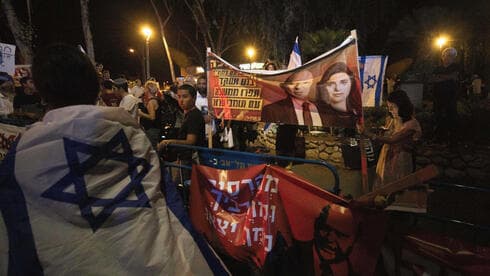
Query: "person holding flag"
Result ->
[[0, 44, 228, 275]]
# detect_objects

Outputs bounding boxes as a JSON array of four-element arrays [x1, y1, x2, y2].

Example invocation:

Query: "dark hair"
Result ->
[[318, 62, 362, 116], [102, 80, 114, 89], [264, 61, 278, 70], [20, 76, 31, 85], [113, 77, 128, 92], [114, 82, 128, 92], [0, 72, 13, 85], [178, 84, 197, 98], [387, 89, 414, 122], [32, 44, 99, 108]]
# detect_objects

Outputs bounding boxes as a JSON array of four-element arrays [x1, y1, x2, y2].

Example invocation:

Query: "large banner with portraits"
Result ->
[[190, 164, 387, 275], [207, 35, 362, 128]]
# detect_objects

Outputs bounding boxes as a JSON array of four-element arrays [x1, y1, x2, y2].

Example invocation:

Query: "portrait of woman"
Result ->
[[316, 62, 362, 128]]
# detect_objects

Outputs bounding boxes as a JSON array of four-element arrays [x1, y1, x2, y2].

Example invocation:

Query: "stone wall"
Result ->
[[415, 144, 489, 185], [256, 124, 490, 185], [257, 125, 347, 166]]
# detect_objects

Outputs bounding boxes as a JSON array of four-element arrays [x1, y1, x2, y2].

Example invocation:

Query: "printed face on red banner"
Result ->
[[207, 37, 362, 128], [190, 164, 387, 275]]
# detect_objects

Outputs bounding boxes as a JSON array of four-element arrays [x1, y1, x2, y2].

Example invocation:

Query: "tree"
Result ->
[[0, 0, 33, 64], [181, 0, 244, 62], [80, 0, 95, 63], [387, 6, 470, 79], [175, 0, 297, 65], [150, 0, 176, 82], [301, 28, 349, 62]]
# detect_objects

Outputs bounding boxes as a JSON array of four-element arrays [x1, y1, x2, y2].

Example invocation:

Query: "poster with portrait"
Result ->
[[207, 34, 362, 128], [190, 164, 387, 275], [0, 43, 16, 76]]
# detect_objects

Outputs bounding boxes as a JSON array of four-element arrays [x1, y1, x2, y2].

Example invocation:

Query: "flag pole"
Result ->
[[206, 47, 213, 148], [351, 30, 369, 194]]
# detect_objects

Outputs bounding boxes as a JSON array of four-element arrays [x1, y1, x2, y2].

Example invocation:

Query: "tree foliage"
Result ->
[[388, 6, 470, 79], [301, 28, 349, 62]]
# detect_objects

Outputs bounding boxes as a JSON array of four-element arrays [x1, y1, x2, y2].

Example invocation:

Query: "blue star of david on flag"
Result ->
[[364, 75, 377, 89], [41, 129, 152, 232]]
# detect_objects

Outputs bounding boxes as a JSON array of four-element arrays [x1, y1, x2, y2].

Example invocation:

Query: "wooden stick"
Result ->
[[353, 165, 439, 207]]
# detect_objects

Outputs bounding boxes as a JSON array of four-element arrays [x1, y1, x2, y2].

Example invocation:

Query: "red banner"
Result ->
[[0, 123, 25, 162], [190, 164, 387, 275], [207, 35, 362, 128]]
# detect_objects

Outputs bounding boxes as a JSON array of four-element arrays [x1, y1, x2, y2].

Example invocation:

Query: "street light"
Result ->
[[140, 26, 153, 81], [245, 46, 256, 70], [435, 35, 449, 50]]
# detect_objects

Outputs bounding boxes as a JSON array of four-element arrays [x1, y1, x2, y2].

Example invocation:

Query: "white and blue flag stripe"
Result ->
[[287, 36, 302, 70], [359, 55, 388, 107], [0, 105, 229, 275]]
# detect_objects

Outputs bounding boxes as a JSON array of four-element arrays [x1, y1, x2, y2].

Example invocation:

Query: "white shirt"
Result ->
[[129, 85, 144, 100], [119, 94, 140, 120], [291, 97, 322, 126], [195, 92, 215, 137]]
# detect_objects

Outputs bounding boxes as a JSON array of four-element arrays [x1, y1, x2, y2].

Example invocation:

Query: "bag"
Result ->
[[341, 138, 380, 169], [156, 98, 178, 128], [294, 136, 306, 158], [156, 96, 182, 139]]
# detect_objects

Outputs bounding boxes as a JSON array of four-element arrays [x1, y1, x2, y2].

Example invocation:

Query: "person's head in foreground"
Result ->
[[32, 43, 99, 109]]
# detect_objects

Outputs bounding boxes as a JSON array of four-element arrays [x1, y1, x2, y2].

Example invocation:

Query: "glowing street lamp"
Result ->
[[435, 35, 449, 50], [128, 48, 135, 54], [245, 46, 256, 69], [140, 26, 153, 80]]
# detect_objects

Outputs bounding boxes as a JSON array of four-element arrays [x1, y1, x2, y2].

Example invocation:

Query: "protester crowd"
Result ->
[[1, 41, 488, 275]]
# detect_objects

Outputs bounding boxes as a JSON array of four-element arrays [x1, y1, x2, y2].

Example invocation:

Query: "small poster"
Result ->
[[0, 42, 16, 75]]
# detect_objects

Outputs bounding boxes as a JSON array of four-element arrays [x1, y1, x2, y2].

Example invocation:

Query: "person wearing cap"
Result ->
[[431, 47, 460, 145], [114, 76, 139, 120]]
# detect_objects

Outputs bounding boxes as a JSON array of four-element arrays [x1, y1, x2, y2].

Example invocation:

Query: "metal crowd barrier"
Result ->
[[425, 180, 490, 233], [161, 144, 341, 194]]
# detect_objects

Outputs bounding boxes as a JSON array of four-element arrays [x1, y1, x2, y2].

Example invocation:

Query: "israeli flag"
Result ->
[[287, 36, 302, 70], [0, 105, 228, 275], [359, 55, 388, 107]]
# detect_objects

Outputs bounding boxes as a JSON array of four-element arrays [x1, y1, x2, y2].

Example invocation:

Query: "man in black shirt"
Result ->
[[158, 84, 205, 148], [431, 47, 460, 144], [158, 84, 205, 181]]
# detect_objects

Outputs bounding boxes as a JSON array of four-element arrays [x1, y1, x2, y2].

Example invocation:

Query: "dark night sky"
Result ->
[[0, 0, 483, 82], [1, 0, 170, 81]]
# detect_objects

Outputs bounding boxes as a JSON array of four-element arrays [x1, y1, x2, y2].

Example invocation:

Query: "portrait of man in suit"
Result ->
[[261, 69, 322, 126]]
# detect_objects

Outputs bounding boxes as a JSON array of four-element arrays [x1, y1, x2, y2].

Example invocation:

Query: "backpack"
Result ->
[[156, 94, 182, 139]]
